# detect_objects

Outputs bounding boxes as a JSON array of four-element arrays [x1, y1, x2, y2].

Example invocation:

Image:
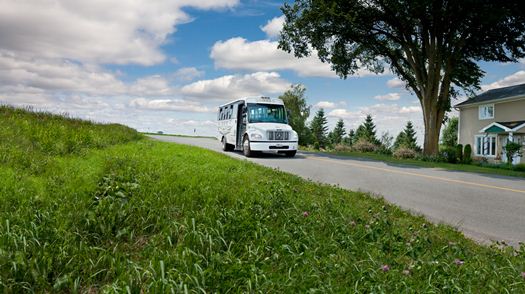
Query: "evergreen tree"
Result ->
[[343, 129, 355, 146], [394, 121, 420, 151], [393, 132, 407, 150], [355, 115, 379, 145], [310, 108, 328, 148], [330, 119, 346, 145]]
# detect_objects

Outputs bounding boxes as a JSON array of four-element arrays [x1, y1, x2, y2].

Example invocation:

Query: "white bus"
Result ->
[[217, 96, 298, 157]]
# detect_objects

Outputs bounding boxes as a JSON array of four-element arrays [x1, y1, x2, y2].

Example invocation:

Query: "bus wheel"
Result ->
[[243, 136, 253, 157], [284, 151, 296, 157], [221, 137, 228, 151]]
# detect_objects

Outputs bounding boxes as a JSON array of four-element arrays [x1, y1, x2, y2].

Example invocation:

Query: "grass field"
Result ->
[[1, 106, 525, 292], [302, 148, 525, 178]]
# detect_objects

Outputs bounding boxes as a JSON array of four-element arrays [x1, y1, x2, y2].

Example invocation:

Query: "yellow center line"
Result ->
[[306, 155, 525, 194]]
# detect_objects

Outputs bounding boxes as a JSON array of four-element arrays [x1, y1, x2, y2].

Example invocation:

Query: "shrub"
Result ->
[[376, 145, 393, 155], [416, 154, 447, 162], [503, 141, 523, 165], [352, 139, 377, 153], [463, 144, 472, 164], [514, 163, 525, 172], [393, 147, 417, 159], [441, 146, 457, 163], [456, 144, 463, 163], [334, 144, 352, 152], [313, 141, 320, 150]]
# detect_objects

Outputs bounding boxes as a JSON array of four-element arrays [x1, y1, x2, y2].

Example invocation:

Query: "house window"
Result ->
[[478, 104, 494, 120], [475, 135, 496, 157]]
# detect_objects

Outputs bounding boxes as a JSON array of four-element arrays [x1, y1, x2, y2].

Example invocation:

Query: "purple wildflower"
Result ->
[[303, 211, 309, 217], [521, 272, 525, 279], [454, 259, 464, 266], [382, 265, 390, 272]]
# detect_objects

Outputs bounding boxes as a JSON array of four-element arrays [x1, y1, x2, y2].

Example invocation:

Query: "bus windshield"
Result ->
[[247, 103, 287, 124]]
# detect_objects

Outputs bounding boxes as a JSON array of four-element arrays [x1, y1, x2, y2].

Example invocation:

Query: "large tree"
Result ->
[[279, 0, 525, 155], [280, 84, 312, 145]]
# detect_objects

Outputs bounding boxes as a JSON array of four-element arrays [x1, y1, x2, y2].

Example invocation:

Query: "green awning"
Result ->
[[485, 125, 506, 133]]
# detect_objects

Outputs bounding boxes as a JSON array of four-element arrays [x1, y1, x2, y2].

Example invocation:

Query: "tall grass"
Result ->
[[0, 105, 142, 173], [0, 107, 524, 292]]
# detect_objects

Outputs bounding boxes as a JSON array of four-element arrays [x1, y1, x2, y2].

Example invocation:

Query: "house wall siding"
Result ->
[[458, 98, 525, 160]]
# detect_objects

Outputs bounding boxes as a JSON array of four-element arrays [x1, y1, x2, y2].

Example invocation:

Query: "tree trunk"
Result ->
[[421, 98, 445, 156]]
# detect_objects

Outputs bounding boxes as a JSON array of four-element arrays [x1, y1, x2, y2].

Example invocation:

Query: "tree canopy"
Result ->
[[441, 117, 458, 147], [280, 84, 312, 145], [279, 0, 525, 155]]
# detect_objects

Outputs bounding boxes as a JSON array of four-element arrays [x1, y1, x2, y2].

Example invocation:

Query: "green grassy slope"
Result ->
[[1, 107, 524, 292], [0, 105, 142, 173]]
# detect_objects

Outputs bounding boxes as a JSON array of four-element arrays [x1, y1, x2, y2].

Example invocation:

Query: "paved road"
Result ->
[[149, 135, 525, 246]]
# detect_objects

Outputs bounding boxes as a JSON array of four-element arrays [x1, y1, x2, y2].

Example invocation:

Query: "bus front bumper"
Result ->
[[249, 141, 298, 152]]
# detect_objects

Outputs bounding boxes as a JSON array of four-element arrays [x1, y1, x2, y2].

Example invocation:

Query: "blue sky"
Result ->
[[1, 0, 524, 142]]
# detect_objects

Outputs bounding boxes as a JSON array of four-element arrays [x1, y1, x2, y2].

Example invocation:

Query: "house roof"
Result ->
[[499, 120, 525, 129], [455, 83, 525, 107], [480, 120, 525, 133]]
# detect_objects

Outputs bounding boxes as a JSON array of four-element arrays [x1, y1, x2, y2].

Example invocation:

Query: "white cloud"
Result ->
[[314, 101, 336, 109], [387, 78, 405, 88], [0, 0, 239, 65], [260, 16, 285, 39], [211, 37, 339, 78], [129, 98, 211, 113], [130, 75, 173, 96], [481, 71, 525, 91], [0, 51, 126, 95], [374, 93, 401, 101], [181, 72, 290, 100], [327, 108, 356, 119], [172, 67, 205, 82], [211, 37, 382, 78], [399, 106, 421, 113]]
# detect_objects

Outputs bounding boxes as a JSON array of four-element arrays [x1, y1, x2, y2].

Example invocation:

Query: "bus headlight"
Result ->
[[250, 132, 263, 140], [291, 131, 298, 140]]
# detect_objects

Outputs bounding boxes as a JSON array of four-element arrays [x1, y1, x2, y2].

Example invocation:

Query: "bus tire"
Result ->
[[221, 137, 227, 151], [243, 136, 253, 157], [221, 137, 233, 151], [284, 150, 296, 157]]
